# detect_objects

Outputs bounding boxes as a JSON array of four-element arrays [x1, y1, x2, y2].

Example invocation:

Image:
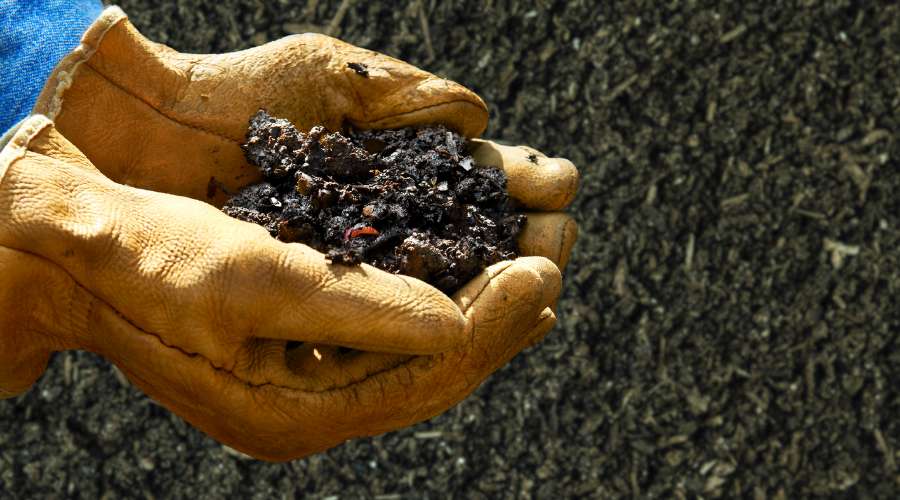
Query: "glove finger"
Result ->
[[453, 256, 561, 359], [222, 257, 561, 439], [469, 139, 579, 211], [517, 212, 578, 270], [240, 246, 465, 354], [1, 118, 465, 362], [517, 306, 557, 350], [229, 256, 563, 392]]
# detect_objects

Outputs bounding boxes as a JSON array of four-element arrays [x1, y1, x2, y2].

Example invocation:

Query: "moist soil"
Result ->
[[2, 1, 899, 499], [222, 110, 523, 295]]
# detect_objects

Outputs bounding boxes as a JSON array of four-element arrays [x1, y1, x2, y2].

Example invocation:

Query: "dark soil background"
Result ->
[[2, 1, 899, 498]]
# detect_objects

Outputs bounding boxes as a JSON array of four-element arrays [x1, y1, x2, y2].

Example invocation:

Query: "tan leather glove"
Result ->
[[1, 7, 579, 461]]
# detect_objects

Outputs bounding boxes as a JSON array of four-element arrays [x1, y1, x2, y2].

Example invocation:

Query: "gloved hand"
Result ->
[[1, 7, 579, 461]]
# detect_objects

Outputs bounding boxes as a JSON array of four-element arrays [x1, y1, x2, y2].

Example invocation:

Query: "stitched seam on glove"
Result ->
[[105, 303, 425, 394], [354, 99, 489, 129], [38, 7, 124, 122], [0, 116, 54, 183]]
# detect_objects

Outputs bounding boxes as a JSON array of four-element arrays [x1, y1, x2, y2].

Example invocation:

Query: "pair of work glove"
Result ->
[[0, 7, 578, 461]]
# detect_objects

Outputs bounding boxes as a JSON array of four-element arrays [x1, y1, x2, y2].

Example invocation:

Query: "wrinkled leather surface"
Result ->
[[33, 7, 490, 206], [0, 7, 580, 461]]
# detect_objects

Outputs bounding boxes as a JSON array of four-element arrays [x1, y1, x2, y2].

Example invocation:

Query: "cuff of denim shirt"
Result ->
[[1, 0, 104, 136]]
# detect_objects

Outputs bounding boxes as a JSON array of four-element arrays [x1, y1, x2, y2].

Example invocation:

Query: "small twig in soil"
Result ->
[[605, 73, 639, 101], [684, 233, 695, 272], [417, 1, 436, 62], [326, 0, 353, 36], [719, 24, 747, 44], [823, 238, 860, 269]]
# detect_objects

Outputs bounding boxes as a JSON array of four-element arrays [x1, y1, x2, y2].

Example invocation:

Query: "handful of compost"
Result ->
[[223, 110, 525, 294]]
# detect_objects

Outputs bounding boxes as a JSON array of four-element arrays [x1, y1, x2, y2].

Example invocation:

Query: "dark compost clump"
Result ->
[[222, 110, 525, 294]]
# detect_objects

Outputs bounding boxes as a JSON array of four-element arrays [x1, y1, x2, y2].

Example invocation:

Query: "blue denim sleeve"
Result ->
[[0, 0, 104, 133]]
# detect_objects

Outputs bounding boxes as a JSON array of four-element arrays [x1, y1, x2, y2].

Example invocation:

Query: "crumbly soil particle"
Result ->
[[2, 1, 899, 499], [222, 110, 524, 294]]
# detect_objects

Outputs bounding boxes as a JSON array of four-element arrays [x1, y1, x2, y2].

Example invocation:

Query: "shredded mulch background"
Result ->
[[1, 1, 898, 498]]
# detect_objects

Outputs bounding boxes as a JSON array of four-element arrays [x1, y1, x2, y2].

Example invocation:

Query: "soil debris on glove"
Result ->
[[222, 110, 525, 294]]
